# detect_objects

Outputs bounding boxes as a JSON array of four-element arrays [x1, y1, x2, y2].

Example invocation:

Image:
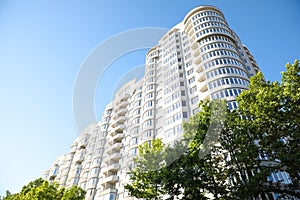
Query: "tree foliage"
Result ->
[[125, 139, 166, 199], [3, 178, 86, 200], [125, 60, 300, 199]]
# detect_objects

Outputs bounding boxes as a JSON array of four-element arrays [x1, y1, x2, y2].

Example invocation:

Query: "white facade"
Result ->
[[43, 5, 260, 200]]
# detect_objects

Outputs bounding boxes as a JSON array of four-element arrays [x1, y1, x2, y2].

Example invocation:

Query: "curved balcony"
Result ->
[[197, 65, 204, 73], [193, 55, 202, 65], [102, 164, 120, 175], [103, 175, 118, 184], [198, 73, 206, 82], [74, 154, 84, 164], [116, 107, 127, 117], [97, 188, 117, 196], [193, 49, 200, 57], [190, 41, 198, 50], [116, 116, 126, 125], [104, 153, 121, 164], [120, 93, 130, 101], [106, 143, 123, 154], [199, 84, 208, 92], [119, 101, 129, 108], [69, 144, 77, 153], [115, 124, 125, 132], [111, 133, 124, 143], [106, 175, 118, 184]]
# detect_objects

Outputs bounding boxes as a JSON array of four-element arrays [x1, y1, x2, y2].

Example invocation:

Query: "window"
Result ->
[[131, 127, 139, 135], [135, 92, 142, 99], [145, 84, 155, 91], [173, 125, 182, 134], [91, 167, 98, 174], [145, 92, 154, 99], [143, 119, 152, 128], [89, 178, 96, 186], [182, 112, 188, 118], [145, 101, 153, 108], [188, 77, 195, 84], [190, 86, 197, 94], [144, 110, 153, 117], [75, 167, 81, 174], [130, 137, 138, 145], [143, 130, 152, 138], [134, 109, 141, 115], [134, 100, 141, 106], [129, 148, 137, 156], [187, 68, 194, 75], [128, 161, 135, 169], [186, 61, 192, 67], [165, 129, 173, 138], [173, 112, 182, 121], [191, 96, 199, 104], [133, 117, 140, 125], [80, 182, 86, 189], [93, 158, 100, 165]]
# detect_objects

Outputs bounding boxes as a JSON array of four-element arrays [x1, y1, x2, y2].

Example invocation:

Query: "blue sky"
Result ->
[[0, 0, 299, 196]]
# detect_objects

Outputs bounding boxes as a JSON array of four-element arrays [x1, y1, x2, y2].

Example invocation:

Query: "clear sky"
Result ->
[[0, 0, 299, 196]]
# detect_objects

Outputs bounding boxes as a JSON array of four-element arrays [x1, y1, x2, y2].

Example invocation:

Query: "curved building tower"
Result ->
[[183, 6, 256, 110], [44, 5, 262, 200]]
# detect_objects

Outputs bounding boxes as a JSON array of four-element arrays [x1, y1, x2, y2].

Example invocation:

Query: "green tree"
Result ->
[[61, 186, 86, 200], [3, 178, 86, 200], [126, 101, 231, 200], [125, 139, 166, 200], [231, 59, 300, 198], [125, 60, 300, 199]]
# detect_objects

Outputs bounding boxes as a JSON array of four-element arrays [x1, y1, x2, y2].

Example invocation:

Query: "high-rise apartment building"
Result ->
[[43, 5, 263, 200]]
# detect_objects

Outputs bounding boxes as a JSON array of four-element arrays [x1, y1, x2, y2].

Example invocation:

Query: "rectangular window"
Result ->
[[182, 112, 188, 118], [190, 86, 197, 94], [191, 96, 199, 104]]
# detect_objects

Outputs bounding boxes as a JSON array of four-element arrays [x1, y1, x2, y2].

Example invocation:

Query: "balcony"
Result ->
[[116, 107, 127, 117], [193, 49, 200, 57], [199, 84, 208, 92], [105, 153, 121, 162], [74, 154, 84, 164], [109, 126, 124, 137], [197, 65, 204, 73], [97, 188, 117, 196], [115, 124, 125, 132], [49, 174, 56, 180], [111, 121, 116, 128], [106, 143, 123, 154], [102, 164, 120, 175], [103, 175, 118, 184], [120, 93, 130, 101], [116, 116, 126, 124], [112, 133, 124, 142], [108, 129, 116, 137], [185, 23, 193, 34], [193, 55, 202, 65], [190, 41, 198, 50], [69, 144, 77, 153], [198, 74, 206, 82], [108, 133, 124, 144], [119, 101, 129, 108]]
